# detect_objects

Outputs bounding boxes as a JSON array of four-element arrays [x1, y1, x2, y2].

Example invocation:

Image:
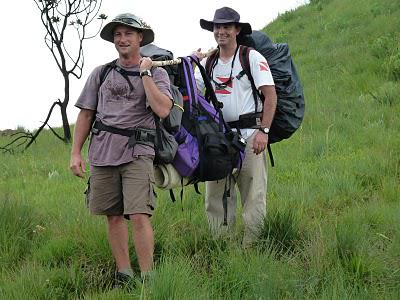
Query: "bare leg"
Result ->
[[129, 214, 154, 273], [107, 215, 132, 271]]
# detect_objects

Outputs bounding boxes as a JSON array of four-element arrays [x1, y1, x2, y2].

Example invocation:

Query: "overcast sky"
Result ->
[[0, 0, 306, 130]]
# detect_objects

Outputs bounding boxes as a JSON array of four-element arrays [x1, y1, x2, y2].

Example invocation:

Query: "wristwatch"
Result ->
[[259, 127, 270, 135], [140, 69, 152, 78]]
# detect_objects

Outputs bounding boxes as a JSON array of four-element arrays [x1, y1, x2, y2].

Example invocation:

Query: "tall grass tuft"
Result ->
[[0, 197, 45, 269], [143, 256, 209, 299], [257, 205, 305, 256], [385, 50, 400, 81], [207, 248, 302, 299]]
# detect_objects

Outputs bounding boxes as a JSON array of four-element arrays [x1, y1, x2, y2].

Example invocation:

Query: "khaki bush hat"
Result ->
[[100, 13, 154, 46]]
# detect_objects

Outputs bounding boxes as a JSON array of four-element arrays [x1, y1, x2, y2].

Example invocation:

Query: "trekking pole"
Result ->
[[152, 48, 217, 67]]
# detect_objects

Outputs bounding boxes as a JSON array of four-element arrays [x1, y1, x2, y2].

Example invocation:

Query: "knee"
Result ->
[[107, 215, 125, 226], [129, 214, 150, 230], [243, 206, 266, 224]]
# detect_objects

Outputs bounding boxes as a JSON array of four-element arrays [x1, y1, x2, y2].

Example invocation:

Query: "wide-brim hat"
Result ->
[[100, 13, 154, 46], [200, 7, 252, 35]]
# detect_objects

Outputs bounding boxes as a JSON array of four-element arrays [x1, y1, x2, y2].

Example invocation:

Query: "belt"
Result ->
[[228, 112, 262, 129], [92, 120, 156, 146]]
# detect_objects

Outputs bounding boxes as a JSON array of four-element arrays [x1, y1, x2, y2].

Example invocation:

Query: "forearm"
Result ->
[[142, 76, 172, 118], [260, 85, 277, 128]]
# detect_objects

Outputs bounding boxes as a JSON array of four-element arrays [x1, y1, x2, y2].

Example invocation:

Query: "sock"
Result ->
[[118, 268, 134, 277]]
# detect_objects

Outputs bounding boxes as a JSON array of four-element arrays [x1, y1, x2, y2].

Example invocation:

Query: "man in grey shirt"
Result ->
[[70, 13, 172, 284]]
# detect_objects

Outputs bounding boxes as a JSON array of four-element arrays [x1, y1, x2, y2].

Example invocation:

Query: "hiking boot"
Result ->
[[115, 272, 135, 289]]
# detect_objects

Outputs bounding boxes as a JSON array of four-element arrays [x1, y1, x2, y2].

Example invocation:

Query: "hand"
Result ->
[[252, 131, 268, 155], [191, 48, 203, 62], [139, 57, 153, 72], [70, 153, 86, 178]]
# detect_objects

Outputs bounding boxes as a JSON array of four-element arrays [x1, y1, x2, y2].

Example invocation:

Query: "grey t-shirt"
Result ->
[[75, 60, 172, 166]]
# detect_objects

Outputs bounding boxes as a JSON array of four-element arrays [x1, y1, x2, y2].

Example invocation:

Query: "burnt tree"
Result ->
[[33, 0, 106, 143], [2, 0, 106, 152]]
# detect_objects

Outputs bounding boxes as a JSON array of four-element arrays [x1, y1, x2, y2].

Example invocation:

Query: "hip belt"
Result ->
[[92, 120, 156, 148], [227, 112, 262, 129]]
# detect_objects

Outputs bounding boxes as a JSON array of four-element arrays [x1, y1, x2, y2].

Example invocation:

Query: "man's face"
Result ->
[[213, 23, 240, 46], [113, 25, 143, 56]]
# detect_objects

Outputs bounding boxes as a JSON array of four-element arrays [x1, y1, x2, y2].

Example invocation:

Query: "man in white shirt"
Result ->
[[195, 7, 277, 247]]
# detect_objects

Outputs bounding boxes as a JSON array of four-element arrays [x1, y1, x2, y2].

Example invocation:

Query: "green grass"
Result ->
[[1, 0, 400, 298]]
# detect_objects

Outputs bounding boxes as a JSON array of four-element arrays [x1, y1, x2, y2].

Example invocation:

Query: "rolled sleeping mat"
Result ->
[[154, 164, 190, 190]]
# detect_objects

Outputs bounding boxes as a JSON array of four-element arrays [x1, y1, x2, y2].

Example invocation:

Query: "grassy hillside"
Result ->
[[1, 0, 399, 298]]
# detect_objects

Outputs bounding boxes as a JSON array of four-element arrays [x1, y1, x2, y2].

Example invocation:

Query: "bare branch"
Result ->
[[25, 100, 64, 149], [86, 19, 105, 39], [0, 132, 34, 154], [26, 0, 104, 144], [46, 123, 65, 140]]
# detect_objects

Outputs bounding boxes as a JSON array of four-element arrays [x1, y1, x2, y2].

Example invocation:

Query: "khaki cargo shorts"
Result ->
[[86, 155, 156, 217]]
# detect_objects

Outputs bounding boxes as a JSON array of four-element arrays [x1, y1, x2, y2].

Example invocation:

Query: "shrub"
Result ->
[[279, 10, 296, 23]]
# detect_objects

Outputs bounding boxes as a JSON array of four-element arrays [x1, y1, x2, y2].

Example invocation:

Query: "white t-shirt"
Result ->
[[195, 48, 274, 139]]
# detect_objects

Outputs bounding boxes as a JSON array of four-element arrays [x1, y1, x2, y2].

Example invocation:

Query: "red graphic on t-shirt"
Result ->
[[215, 76, 232, 95], [259, 62, 270, 71]]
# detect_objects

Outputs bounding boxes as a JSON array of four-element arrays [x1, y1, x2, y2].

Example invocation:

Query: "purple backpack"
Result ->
[[171, 57, 246, 185]]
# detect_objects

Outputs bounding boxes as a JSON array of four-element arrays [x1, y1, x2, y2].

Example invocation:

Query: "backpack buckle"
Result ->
[[91, 127, 100, 135], [238, 136, 246, 147], [135, 128, 156, 145], [128, 134, 136, 148], [229, 131, 247, 152]]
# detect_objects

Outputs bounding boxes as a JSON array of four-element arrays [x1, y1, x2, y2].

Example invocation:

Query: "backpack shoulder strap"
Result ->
[[205, 49, 218, 77], [239, 45, 275, 165], [238, 45, 253, 87], [238, 45, 262, 112], [204, 49, 221, 105], [99, 59, 117, 87], [99, 59, 140, 92], [94, 60, 117, 116]]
